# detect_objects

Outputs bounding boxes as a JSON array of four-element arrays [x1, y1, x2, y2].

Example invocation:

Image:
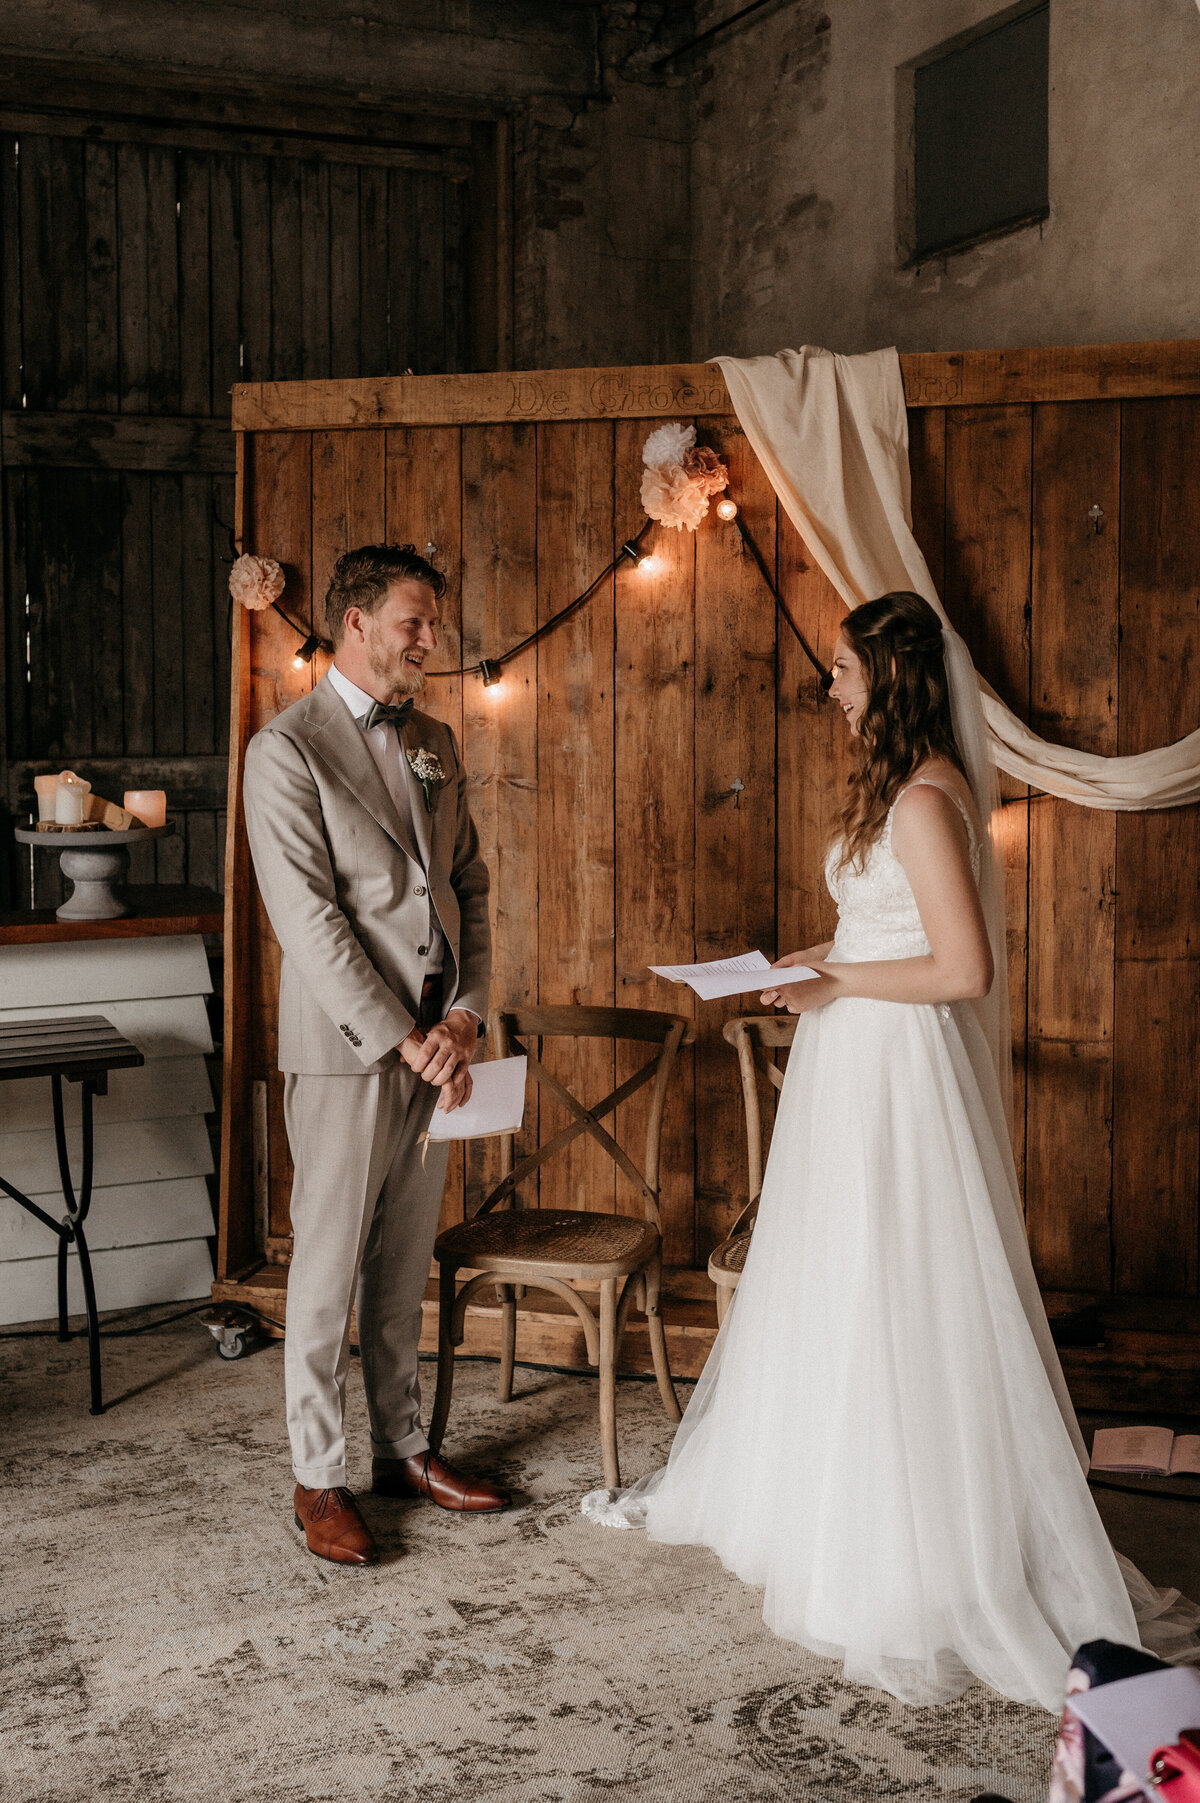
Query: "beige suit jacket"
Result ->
[[243, 674, 491, 1075]]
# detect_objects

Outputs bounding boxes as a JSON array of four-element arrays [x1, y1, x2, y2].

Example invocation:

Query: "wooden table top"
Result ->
[[0, 885, 223, 946], [0, 1015, 144, 1083]]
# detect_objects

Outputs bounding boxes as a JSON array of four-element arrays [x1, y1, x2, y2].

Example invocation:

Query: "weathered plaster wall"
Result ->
[[688, 0, 1200, 358], [0, 0, 692, 369]]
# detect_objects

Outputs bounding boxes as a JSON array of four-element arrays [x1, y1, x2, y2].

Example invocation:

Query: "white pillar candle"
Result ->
[[55, 772, 88, 826], [33, 774, 58, 822], [123, 789, 167, 829]]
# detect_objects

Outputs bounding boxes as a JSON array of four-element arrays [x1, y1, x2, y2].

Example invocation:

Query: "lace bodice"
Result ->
[[825, 779, 981, 964]]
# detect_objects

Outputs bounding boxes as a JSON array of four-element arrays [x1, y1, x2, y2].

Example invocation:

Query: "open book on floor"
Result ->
[[1091, 1426, 1200, 1476]]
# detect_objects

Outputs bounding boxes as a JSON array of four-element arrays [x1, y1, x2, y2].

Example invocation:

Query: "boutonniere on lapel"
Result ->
[[406, 746, 445, 814]]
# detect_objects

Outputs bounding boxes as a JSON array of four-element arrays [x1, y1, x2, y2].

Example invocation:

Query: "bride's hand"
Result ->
[[760, 965, 838, 1015]]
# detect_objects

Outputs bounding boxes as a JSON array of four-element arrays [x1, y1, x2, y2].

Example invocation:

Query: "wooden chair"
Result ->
[[430, 1004, 694, 1489], [708, 1015, 797, 1323]]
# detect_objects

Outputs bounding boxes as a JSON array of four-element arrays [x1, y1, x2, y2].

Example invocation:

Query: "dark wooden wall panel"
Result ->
[[614, 417, 696, 1264], [693, 421, 776, 1254], [461, 423, 539, 1220], [943, 405, 1033, 1184], [1113, 398, 1200, 1297], [1025, 403, 1119, 1290], [1, 115, 486, 907], [535, 420, 616, 1223]]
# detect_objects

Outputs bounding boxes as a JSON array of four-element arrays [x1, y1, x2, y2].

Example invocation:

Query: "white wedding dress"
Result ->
[[584, 780, 1197, 1710]]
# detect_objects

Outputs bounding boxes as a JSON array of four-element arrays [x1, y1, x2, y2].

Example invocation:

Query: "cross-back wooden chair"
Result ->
[[708, 1015, 798, 1323], [430, 1004, 694, 1489]]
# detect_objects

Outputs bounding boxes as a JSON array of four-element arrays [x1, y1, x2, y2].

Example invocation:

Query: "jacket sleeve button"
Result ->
[[417, 945, 428, 957], [414, 885, 427, 898]]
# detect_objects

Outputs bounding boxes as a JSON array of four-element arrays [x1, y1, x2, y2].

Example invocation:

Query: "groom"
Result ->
[[244, 542, 508, 1566]]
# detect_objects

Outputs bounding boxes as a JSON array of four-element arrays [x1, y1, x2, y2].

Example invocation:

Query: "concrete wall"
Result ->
[[4, 0, 1194, 369], [688, 0, 1200, 359], [0, 0, 693, 370]]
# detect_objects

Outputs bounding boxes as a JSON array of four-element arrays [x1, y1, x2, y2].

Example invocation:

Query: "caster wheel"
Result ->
[[216, 1331, 248, 1361]]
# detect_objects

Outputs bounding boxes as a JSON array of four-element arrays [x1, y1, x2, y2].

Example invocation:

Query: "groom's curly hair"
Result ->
[[325, 543, 447, 644], [835, 591, 967, 871]]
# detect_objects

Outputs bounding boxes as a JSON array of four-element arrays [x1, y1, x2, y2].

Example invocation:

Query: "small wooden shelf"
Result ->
[[0, 885, 223, 945]]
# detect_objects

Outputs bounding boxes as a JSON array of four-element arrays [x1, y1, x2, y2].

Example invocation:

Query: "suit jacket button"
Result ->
[[418, 945, 428, 957], [414, 885, 427, 897]]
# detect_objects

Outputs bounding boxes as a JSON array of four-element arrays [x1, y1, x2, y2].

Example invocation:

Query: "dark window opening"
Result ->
[[912, 2, 1049, 261]]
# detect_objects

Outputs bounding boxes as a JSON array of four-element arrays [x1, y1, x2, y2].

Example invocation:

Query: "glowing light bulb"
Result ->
[[485, 679, 505, 699], [638, 553, 661, 576], [292, 653, 305, 670], [715, 496, 738, 522]]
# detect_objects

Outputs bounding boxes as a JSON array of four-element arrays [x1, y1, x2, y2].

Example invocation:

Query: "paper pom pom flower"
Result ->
[[642, 422, 696, 469], [640, 462, 711, 532], [640, 426, 730, 531], [682, 444, 729, 497], [229, 553, 286, 611]]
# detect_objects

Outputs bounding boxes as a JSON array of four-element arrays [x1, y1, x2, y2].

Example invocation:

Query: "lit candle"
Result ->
[[55, 772, 88, 826], [33, 774, 58, 822], [124, 790, 167, 829]]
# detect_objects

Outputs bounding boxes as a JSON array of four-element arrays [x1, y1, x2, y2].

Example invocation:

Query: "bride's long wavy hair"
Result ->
[[834, 590, 966, 871]]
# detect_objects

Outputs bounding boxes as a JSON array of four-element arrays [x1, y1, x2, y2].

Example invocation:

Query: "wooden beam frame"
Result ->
[[231, 339, 1200, 433]]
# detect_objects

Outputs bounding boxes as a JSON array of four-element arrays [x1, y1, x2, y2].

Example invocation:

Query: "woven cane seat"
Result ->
[[708, 1232, 751, 1283], [437, 1207, 660, 1276]]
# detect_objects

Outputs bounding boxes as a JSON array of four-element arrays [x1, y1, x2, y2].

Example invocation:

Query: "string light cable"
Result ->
[[422, 518, 658, 691]]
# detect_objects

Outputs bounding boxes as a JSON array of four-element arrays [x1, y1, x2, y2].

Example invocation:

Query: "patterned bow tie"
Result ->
[[361, 696, 415, 733]]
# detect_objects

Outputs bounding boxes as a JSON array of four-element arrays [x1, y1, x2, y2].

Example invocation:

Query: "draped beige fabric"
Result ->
[[713, 346, 1200, 810]]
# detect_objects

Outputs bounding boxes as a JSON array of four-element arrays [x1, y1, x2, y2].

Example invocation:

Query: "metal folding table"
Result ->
[[0, 1015, 144, 1412]]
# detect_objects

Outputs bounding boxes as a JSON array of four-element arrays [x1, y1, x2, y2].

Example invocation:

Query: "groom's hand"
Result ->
[[399, 1010, 478, 1091]]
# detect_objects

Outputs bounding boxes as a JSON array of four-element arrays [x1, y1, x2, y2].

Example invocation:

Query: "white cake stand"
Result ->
[[15, 821, 176, 921]]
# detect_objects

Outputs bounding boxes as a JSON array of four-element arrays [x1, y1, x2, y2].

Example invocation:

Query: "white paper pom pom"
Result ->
[[641, 422, 695, 469]]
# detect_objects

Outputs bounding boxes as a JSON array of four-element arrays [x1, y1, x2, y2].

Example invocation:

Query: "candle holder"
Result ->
[[14, 821, 176, 921]]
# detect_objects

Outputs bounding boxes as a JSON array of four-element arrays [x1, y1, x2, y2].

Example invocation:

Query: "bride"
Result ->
[[584, 589, 1177, 1710]]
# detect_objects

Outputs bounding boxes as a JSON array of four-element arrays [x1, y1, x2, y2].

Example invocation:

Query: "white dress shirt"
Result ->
[[326, 661, 446, 978]]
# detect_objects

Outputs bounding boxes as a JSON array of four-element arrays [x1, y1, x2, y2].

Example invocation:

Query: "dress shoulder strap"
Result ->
[[884, 777, 978, 854]]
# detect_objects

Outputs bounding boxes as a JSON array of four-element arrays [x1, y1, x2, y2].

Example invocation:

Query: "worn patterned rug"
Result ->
[[1, 1314, 1056, 1801]]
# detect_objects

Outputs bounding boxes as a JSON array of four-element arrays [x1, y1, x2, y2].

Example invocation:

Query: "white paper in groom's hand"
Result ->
[[424, 1055, 528, 1142], [648, 950, 818, 1002]]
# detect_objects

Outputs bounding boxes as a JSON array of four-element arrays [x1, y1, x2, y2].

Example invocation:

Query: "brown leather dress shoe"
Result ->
[[372, 1451, 510, 1512], [293, 1483, 379, 1564]]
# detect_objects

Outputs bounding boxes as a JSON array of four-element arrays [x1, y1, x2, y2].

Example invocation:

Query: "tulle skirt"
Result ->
[[586, 993, 1145, 1708]]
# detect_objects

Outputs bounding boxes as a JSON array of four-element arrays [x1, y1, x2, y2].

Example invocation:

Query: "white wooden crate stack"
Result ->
[[0, 938, 216, 1326]]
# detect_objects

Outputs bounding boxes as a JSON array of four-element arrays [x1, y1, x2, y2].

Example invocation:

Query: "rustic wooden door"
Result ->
[[0, 104, 493, 907]]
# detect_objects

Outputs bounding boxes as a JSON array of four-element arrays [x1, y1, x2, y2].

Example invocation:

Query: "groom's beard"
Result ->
[[366, 642, 426, 702]]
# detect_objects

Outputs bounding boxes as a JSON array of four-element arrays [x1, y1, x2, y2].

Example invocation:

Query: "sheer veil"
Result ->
[[942, 625, 1013, 1129]]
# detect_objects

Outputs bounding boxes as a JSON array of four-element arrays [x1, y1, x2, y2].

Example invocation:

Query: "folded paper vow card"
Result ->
[[648, 950, 819, 1002], [1091, 1426, 1200, 1476], [424, 1055, 528, 1143]]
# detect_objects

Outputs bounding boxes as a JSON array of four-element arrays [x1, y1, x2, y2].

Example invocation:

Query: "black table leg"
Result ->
[[51, 1074, 104, 1415], [56, 1230, 70, 1342]]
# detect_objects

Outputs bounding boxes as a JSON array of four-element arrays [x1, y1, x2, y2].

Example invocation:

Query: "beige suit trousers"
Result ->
[[283, 1061, 449, 1488]]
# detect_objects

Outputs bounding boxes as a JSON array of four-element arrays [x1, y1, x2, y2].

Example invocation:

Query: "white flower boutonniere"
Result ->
[[406, 746, 445, 814]]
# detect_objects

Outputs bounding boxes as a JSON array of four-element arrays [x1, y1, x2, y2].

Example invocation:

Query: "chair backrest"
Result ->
[[476, 1004, 694, 1226], [721, 1015, 797, 1208]]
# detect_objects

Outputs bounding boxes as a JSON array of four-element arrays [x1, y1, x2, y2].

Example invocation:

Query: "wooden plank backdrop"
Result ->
[[220, 344, 1200, 1353]]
